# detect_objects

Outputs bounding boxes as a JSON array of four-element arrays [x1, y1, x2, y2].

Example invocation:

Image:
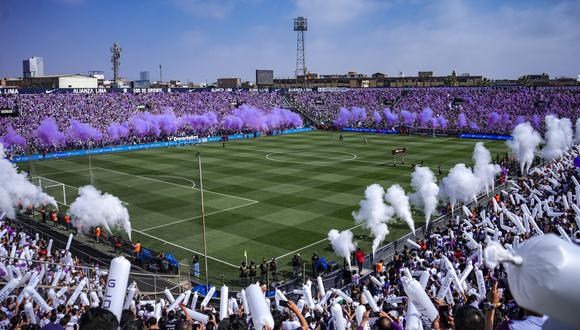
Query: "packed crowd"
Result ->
[[292, 87, 580, 133], [0, 218, 110, 329], [0, 91, 296, 155], [3, 87, 580, 156], [339, 147, 580, 330], [0, 142, 578, 329]]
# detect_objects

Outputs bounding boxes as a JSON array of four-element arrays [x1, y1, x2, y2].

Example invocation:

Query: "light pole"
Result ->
[[88, 141, 95, 186], [196, 151, 209, 289]]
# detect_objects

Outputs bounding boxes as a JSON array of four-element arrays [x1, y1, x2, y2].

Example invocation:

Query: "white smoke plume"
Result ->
[[0, 143, 57, 218], [327, 229, 356, 269], [410, 166, 439, 228], [384, 184, 416, 235], [352, 184, 394, 256], [439, 164, 480, 209], [473, 142, 501, 194], [575, 118, 580, 144], [506, 122, 543, 174], [561, 117, 574, 147], [69, 185, 132, 240], [542, 115, 573, 161]]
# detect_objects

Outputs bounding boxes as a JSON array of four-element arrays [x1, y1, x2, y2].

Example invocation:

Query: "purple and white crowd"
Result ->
[[0, 141, 577, 330], [0, 87, 580, 329], [2, 87, 580, 157], [0, 144, 579, 330]]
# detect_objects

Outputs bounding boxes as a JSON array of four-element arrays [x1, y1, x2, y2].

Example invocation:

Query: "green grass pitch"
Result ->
[[20, 131, 508, 281]]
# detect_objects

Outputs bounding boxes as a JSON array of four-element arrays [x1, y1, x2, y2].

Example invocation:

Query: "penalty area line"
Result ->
[[140, 201, 259, 232], [93, 166, 258, 203], [132, 229, 239, 268]]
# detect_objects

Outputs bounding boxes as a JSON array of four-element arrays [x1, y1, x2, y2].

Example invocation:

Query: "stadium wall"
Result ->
[[11, 127, 314, 163], [341, 127, 398, 134], [341, 127, 511, 140], [458, 133, 512, 140]]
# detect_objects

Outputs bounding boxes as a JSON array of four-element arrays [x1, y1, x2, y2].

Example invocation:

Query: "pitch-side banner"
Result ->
[[12, 127, 313, 163], [458, 133, 512, 140], [1, 87, 291, 95]]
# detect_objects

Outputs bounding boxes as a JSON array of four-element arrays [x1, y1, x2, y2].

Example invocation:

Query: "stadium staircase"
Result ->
[[387, 92, 406, 109], [281, 93, 320, 127]]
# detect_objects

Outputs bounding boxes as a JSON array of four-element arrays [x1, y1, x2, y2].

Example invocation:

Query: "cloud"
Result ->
[[170, 0, 580, 82], [171, 0, 235, 19], [294, 0, 383, 26], [173, 26, 296, 82], [293, 0, 580, 78]]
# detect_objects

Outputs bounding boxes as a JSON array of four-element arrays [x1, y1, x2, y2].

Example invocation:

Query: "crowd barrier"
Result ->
[[340, 128, 512, 140], [11, 127, 314, 163], [2, 85, 579, 96], [458, 133, 512, 140], [342, 128, 399, 134]]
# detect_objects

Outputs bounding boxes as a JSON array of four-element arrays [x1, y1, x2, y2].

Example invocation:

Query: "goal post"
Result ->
[[31, 176, 75, 207]]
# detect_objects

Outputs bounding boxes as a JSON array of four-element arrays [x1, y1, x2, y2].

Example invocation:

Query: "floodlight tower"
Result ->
[[111, 42, 122, 86], [294, 17, 307, 78]]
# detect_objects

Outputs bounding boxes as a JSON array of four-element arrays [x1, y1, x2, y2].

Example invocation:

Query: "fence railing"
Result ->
[[364, 188, 500, 271], [10, 216, 187, 297]]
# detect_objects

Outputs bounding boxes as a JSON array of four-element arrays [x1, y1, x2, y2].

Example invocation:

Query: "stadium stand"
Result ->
[[1, 87, 580, 329], [2, 87, 580, 156], [0, 145, 578, 329]]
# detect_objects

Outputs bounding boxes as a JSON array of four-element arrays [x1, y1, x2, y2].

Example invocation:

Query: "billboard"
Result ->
[[256, 70, 274, 86]]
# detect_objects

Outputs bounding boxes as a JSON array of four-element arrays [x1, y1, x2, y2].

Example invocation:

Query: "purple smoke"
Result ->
[[458, 113, 468, 128], [127, 110, 197, 137], [69, 120, 102, 142], [179, 111, 218, 132], [532, 114, 541, 129], [502, 113, 511, 126], [373, 111, 382, 125], [514, 116, 526, 127], [488, 112, 501, 126], [383, 108, 399, 125], [35, 118, 66, 146], [129, 112, 161, 137], [333, 107, 352, 127], [233, 105, 267, 131], [401, 110, 417, 125], [437, 116, 448, 129], [470, 121, 480, 130], [107, 122, 129, 141], [269, 108, 302, 129], [419, 108, 434, 126], [200, 112, 218, 130], [220, 115, 243, 131], [1, 126, 26, 147], [156, 109, 179, 135], [351, 107, 367, 123]]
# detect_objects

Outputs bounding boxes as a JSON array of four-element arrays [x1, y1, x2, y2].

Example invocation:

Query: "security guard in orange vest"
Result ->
[[50, 211, 58, 227], [133, 240, 142, 259], [95, 226, 101, 243], [64, 214, 71, 231]]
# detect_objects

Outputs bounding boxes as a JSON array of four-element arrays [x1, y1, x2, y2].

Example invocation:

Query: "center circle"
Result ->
[[265, 150, 357, 164]]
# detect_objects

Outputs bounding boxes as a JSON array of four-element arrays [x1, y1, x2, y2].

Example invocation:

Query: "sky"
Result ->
[[1, 0, 579, 83]]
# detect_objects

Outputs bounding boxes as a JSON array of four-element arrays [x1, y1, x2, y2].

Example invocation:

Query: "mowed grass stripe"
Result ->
[[21, 131, 508, 276]]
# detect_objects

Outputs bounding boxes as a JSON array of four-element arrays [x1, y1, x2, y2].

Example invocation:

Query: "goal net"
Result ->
[[31, 176, 77, 207]]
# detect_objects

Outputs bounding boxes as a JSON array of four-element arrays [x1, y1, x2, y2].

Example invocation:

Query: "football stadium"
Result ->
[[18, 130, 509, 278], [1, 1, 580, 329]]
